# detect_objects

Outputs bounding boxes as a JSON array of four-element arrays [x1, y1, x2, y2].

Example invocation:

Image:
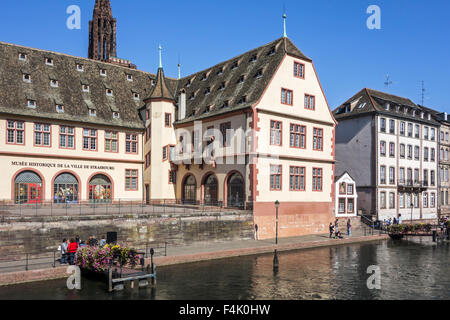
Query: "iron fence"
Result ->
[[0, 199, 252, 218]]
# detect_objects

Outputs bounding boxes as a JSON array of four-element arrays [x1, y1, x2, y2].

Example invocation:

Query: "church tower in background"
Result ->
[[88, 0, 117, 61], [88, 0, 136, 68]]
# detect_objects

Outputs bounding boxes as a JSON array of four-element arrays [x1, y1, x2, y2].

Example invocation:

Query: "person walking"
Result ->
[[67, 238, 79, 265], [60, 239, 68, 264], [254, 225, 259, 241], [347, 219, 352, 237]]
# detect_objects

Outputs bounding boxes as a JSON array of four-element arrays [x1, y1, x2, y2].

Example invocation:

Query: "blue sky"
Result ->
[[0, 0, 449, 111]]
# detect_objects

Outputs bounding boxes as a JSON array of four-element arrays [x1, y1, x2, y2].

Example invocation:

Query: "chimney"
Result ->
[[445, 112, 448, 121], [179, 90, 186, 120]]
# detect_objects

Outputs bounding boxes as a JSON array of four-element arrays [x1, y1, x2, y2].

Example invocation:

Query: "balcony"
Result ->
[[397, 180, 428, 193]]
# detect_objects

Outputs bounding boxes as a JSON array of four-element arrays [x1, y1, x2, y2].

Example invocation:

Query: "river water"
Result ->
[[0, 239, 448, 300]]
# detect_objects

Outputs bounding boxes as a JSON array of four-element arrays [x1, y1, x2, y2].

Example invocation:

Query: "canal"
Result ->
[[0, 239, 448, 300]]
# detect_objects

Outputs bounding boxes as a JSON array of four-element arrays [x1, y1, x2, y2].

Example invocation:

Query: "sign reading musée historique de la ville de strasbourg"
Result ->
[[11, 160, 115, 171]]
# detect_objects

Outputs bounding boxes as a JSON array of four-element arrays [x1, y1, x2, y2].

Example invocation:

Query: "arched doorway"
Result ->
[[227, 173, 244, 208], [182, 175, 197, 204], [53, 173, 79, 204], [203, 174, 218, 205], [89, 174, 112, 203], [14, 171, 43, 204]]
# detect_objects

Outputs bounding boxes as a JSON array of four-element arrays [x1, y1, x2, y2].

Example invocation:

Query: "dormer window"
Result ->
[[189, 92, 195, 100], [217, 68, 223, 76], [50, 79, 58, 88], [201, 73, 207, 81], [268, 46, 276, 56], [238, 96, 247, 105], [231, 61, 238, 70], [222, 100, 229, 108], [76, 64, 84, 72], [82, 84, 90, 92], [127, 74, 133, 81], [237, 75, 245, 84], [255, 69, 263, 78], [100, 69, 107, 76], [205, 105, 212, 113], [23, 74, 31, 83], [404, 107, 408, 114], [421, 112, 424, 119], [250, 54, 257, 63], [19, 53, 27, 61], [428, 114, 431, 120], [218, 82, 226, 91], [45, 58, 53, 66], [113, 112, 120, 119], [204, 87, 211, 95], [106, 89, 113, 96], [56, 105, 64, 113], [412, 110, 416, 117], [89, 109, 96, 117], [385, 103, 390, 111], [133, 93, 140, 100], [27, 100, 36, 108], [186, 79, 191, 87]]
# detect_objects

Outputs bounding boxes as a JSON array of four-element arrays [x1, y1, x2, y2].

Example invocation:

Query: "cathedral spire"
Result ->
[[88, 0, 117, 61]]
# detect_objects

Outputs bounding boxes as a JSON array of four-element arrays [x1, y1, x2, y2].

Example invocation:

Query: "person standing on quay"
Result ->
[[60, 239, 68, 264], [329, 223, 334, 238], [347, 219, 352, 237], [67, 239, 79, 265]]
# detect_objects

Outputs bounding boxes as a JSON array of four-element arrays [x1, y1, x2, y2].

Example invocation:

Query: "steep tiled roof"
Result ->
[[333, 88, 440, 125], [175, 37, 311, 124], [146, 67, 175, 101], [0, 41, 174, 130]]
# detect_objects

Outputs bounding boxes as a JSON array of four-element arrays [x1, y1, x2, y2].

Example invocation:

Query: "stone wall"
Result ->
[[0, 211, 254, 257]]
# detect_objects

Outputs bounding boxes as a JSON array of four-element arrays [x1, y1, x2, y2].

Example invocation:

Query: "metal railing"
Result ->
[[0, 199, 252, 218], [0, 242, 169, 274]]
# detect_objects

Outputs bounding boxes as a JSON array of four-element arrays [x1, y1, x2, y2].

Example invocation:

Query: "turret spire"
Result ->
[[158, 44, 163, 69], [283, 13, 287, 38]]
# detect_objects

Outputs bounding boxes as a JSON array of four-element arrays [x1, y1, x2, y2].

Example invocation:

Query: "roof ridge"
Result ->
[[179, 37, 285, 81], [0, 41, 184, 80]]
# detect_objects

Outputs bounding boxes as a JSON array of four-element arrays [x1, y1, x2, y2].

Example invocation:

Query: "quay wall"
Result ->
[[0, 210, 254, 257]]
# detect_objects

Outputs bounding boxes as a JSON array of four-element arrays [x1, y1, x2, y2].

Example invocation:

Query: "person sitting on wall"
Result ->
[[335, 230, 344, 239]]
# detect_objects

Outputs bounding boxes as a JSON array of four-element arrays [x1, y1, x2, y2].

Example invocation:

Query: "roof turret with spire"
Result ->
[[146, 45, 175, 102]]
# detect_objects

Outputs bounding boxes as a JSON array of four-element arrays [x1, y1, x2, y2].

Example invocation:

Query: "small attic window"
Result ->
[[100, 69, 107, 76], [237, 75, 245, 84], [186, 79, 191, 87], [204, 87, 211, 95], [255, 69, 263, 78], [127, 74, 133, 81], [222, 100, 229, 108], [238, 96, 247, 105], [89, 109, 96, 117], [50, 79, 59, 88], [189, 92, 195, 100], [218, 82, 226, 91], [217, 68, 223, 76], [358, 102, 367, 109], [133, 92, 140, 100], [201, 73, 207, 81], [23, 73, 31, 83], [268, 46, 276, 56], [76, 64, 84, 72], [45, 58, 53, 66], [19, 53, 27, 61], [106, 89, 113, 96], [205, 105, 212, 114], [231, 61, 238, 70], [82, 84, 90, 92], [113, 112, 120, 119], [27, 100, 36, 108], [56, 105, 64, 113], [250, 54, 258, 63]]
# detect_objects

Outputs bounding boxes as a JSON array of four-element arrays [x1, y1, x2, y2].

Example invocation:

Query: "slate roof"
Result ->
[[146, 67, 175, 101], [333, 88, 440, 126], [0, 41, 176, 130], [0, 37, 311, 129], [175, 37, 311, 124]]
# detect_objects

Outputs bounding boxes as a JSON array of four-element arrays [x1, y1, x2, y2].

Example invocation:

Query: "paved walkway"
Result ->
[[0, 228, 388, 278]]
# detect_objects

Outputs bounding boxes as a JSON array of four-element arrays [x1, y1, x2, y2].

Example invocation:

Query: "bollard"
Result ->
[[273, 249, 279, 271]]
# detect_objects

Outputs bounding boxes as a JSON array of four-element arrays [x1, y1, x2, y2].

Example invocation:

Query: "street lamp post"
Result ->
[[275, 200, 280, 245]]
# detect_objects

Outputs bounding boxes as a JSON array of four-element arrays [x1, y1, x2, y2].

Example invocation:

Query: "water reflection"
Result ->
[[0, 239, 448, 300]]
